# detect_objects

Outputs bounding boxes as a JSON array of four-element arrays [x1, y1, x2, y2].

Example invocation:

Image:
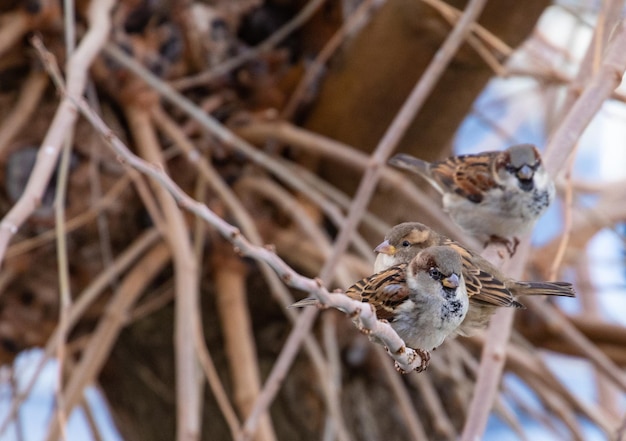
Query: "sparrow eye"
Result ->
[[505, 164, 516, 174], [401, 240, 411, 247], [429, 268, 442, 280]]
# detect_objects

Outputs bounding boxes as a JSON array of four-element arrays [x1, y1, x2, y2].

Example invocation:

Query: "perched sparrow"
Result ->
[[345, 246, 468, 351], [374, 222, 575, 336], [389, 144, 555, 253], [292, 246, 469, 355]]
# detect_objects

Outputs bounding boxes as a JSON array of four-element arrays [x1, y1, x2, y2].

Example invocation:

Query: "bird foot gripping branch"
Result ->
[[393, 346, 431, 374]]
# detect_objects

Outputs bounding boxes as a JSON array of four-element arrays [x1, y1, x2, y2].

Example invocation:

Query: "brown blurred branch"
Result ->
[[407, 371, 457, 439], [5, 172, 130, 256], [32, 30, 429, 382], [374, 346, 428, 440], [212, 247, 277, 441], [194, 313, 241, 440], [45, 241, 171, 441], [0, 0, 115, 267], [152, 106, 352, 439], [243, 0, 490, 437], [172, 0, 327, 91], [234, 119, 472, 244], [0, 70, 48, 155], [126, 104, 202, 441], [104, 43, 377, 265], [235, 175, 355, 286], [0, 10, 30, 56], [460, 241, 530, 440], [281, 0, 381, 119]]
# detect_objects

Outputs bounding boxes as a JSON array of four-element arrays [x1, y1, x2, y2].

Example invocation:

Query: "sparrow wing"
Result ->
[[430, 153, 499, 203], [345, 264, 409, 321]]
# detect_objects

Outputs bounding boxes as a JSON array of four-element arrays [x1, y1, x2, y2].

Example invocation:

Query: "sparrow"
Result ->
[[389, 144, 555, 254], [292, 246, 469, 356], [373, 222, 575, 336]]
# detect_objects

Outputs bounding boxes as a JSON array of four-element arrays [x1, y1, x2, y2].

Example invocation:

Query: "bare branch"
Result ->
[[544, 18, 626, 176], [0, 0, 116, 266], [31, 30, 430, 384]]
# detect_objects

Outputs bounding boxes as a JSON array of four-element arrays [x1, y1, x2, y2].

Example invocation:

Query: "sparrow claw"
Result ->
[[487, 235, 519, 257], [414, 348, 431, 373], [394, 348, 431, 373]]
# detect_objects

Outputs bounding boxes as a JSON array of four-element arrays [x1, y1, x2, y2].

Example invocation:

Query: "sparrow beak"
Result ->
[[442, 273, 459, 289], [516, 164, 534, 181], [374, 240, 396, 255]]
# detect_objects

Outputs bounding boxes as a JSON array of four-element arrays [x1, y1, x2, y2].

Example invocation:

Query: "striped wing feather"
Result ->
[[345, 264, 409, 321], [444, 241, 518, 307], [430, 154, 498, 203]]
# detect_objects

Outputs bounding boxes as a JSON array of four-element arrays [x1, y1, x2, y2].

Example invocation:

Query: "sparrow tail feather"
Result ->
[[388, 154, 445, 194], [513, 281, 576, 298], [389, 154, 431, 174]]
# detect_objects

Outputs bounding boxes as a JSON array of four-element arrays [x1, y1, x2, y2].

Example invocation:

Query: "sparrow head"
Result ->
[[407, 246, 464, 299], [374, 222, 439, 266], [497, 144, 542, 192]]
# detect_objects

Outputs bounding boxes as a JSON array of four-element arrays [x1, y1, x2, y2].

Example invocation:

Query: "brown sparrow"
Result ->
[[389, 144, 555, 253], [374, 222, 575, 336], [293, 246, 469, 353]]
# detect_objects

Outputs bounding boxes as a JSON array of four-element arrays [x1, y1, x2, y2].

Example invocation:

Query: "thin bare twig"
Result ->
[[6, 175, 131, 258], [0, 0, 116, 267], [193, 311, 242, 439], [152, 106, 351, 437], [172, 0, 327, 90], [460, 241, 530, 441], [321, 314, 351, 441], [242, 0, 489, 436], [0, 70, 48, 154], [374, 346, 429, 440], [234, 119, 471, 243], [556, 0, 625, 120], [576, 256, 621, 418], [548, 0, 622, 281], [420, 0, 512, 57], [45, 242, 172, 441], [52, 129, 73, 441], [544, 18, 626, 176], [461, 16, 626, 441], [79, 397, 105, 441], [212, 249, 277, 441], [235, 175, 355, 286], [33, 32, 429, 379], [525, 298, 626, 391], [548, 151, 576, 280], [105, 43, 375, 259], [127, 105, 202, 441], [0, 229, 160, 438], [407, 372, 457, 439], [281, 0, 382, 119]]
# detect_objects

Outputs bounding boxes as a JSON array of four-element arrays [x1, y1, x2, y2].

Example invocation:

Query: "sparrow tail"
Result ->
[[388, 154, 444, 194], [513, 281, 576, 298], [389, 153, 431, 174]]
